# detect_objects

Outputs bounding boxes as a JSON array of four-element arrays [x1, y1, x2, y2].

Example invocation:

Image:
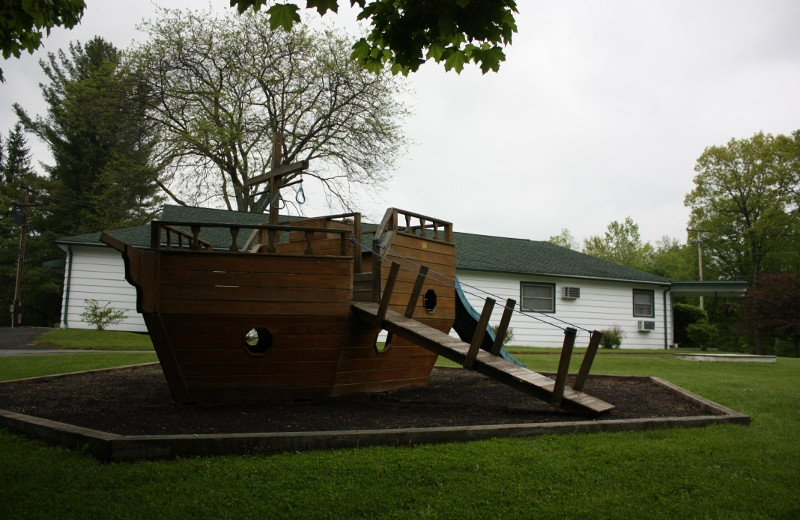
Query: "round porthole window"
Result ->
[[423, 289, 437, 313], [375, 330, 392, 354], [243, 327, 273, 355]]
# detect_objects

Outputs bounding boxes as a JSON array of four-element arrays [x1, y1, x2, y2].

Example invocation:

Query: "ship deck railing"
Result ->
[[372, 207, 454, 246], [150, 216, 360, 267]]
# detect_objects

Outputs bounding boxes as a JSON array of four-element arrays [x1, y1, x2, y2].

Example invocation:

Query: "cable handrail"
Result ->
[[348, 236, 593, 334]]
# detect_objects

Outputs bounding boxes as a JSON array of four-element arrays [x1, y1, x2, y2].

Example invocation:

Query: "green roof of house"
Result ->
[[453, 233, 669, 285], [56, 205, 670, 285], [55, 225, 151, 248], [55, 206, 272, 249]]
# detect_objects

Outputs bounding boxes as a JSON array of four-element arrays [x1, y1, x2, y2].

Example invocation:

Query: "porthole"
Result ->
[[423, 289, 438, 313], [375, 330, 392, 354], [243, 327, 273, 356]]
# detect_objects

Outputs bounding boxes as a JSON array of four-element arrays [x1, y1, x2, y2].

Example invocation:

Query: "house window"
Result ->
[[521, 282, 555, 313], [633, 289, 654, 317]]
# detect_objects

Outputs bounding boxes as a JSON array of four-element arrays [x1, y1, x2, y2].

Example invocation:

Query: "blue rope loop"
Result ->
[[347, 236, 592, 334], [295, 185, 305, 204], [271, 192, 285, 210]]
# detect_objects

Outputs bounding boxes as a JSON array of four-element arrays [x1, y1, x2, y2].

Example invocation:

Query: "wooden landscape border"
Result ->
[[0, 370, 750, 463]]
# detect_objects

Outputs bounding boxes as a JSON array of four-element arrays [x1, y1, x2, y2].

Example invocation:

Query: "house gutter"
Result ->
[[459, 268, 670, 287], [663, 287, 670, 350], [62, 245, 73, 328]]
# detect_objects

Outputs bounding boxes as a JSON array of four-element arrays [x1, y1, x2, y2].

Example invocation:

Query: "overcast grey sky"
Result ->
[[2, 1, 799, 245]]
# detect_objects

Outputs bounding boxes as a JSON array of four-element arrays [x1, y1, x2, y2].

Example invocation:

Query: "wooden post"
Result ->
[[269, 132, 282, 225], [352, 213, 362, 273], [150, 222, 161, 250], [572, 330, 603, 391], [405, 265, 429, 318], [190, 226, 201, 250], [465, 298, 495, 368], [374, 262, 400, 326], [229, 227, 239, 252], [371, 240, 382, 302], [551, 327, 577, 407], [490, 298, 516, 356]]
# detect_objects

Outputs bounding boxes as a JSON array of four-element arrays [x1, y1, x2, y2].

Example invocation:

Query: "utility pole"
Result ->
[[687, 228, 708, 310], [11, 189, 40, 327]]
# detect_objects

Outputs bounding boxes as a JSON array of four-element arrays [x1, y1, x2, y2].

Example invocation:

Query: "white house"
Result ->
[[55, 206, 268, 333], [55, 205, 744, 348], [451, 233, 672, 349], [57, 225, 150, 333]]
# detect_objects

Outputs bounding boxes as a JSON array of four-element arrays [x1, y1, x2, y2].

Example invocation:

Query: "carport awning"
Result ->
[[670, 281, 747, 298]]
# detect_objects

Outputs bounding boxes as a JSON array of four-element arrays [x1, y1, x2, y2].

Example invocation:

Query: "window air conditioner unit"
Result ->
[[561, 286, 580, 299], [638, 320, 656, 332]]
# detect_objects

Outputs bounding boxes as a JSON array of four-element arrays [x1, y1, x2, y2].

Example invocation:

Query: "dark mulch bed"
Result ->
[[0, 364, 709, 436]]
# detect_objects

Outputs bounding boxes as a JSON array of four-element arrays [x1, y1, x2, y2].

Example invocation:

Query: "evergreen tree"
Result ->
[[0, 124, 61, 327], [14, 37, 162, 236]]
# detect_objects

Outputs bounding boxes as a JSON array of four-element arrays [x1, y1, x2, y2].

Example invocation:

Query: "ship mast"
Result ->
[[244, 132, 308, 223]]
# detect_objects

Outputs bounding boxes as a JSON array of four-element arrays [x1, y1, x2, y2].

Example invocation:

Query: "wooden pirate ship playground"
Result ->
[[102, 161, 614, 415]]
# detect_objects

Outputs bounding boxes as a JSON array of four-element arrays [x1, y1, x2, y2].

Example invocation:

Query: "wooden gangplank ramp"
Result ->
[[351, 302, 614, 415]]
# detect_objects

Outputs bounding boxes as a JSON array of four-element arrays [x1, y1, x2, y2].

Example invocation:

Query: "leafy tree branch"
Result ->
[[230, 0, 519, 74]]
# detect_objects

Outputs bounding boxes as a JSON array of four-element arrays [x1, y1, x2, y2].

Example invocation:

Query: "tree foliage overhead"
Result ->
[[130, 8, 410, 213], [14, 37, 162, 235], [230, 0, 518, 74], [684, 131, 800, 281], [0, 0, 86, 81]]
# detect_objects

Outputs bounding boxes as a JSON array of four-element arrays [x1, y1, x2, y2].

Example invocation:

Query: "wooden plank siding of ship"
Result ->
[[102, 208, 458, 403], [332, 217, 456, 396]]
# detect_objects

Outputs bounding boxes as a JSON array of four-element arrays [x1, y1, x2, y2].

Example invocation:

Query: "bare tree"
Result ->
[[130, 8, 410, 212]]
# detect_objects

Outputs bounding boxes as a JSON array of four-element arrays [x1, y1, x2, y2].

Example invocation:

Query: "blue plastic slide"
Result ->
[[453, 278, 524, 366]]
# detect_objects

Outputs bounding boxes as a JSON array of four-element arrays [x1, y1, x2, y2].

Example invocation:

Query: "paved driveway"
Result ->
[[0, 327, 67, 356], [0, 327, 150, 357]]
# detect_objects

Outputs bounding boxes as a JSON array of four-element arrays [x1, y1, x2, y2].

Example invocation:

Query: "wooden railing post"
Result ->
[[465, 298, 495, 368], [229, 227, 239, 252], [190, 226, 202, 250], [490, 298, 516, 356], [551, 327, 577, 406], [405, 265, 429, 318], [572, 330, 603, 391]]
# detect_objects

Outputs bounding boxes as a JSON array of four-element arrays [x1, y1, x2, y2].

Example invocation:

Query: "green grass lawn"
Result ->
[[34, 328, 154, 351], [1, 349, 798, 519]]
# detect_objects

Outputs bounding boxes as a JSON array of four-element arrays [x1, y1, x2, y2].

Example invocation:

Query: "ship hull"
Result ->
[[105, 211, 456, 403]]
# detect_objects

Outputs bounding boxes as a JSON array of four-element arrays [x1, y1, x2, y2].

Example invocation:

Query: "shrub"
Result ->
[[674, 303, 708, 347], [490, 325, 514, 346], [80, 299, 126, 331], [687, 322, 719, 351], [599, 325, 626, 349]]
